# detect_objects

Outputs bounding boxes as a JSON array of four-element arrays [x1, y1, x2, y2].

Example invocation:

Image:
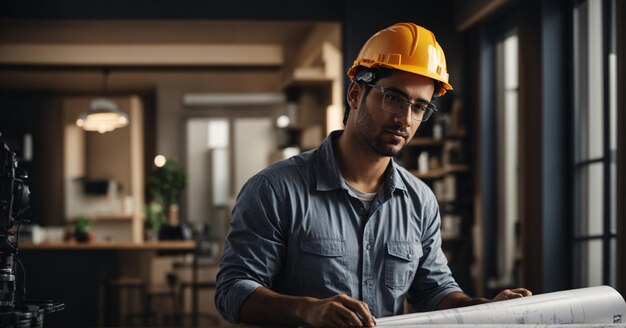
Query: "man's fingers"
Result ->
[[336, 305, 364, 327], [329, 316, 348, 328], [369, 315, 377, 327], [504, 288, 532, 300], [354, 305, 376, 326], [514, 288, 532, 296], [507, 288, 532, 299], [337, 297, 376, 326]]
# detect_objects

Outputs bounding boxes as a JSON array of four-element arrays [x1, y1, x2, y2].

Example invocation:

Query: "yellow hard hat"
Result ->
[[347, 22, 453, 96]]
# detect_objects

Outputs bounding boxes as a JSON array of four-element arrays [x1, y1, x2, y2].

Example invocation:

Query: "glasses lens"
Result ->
[[411, 102, 436, 121], [381, 90, 405, 114], [380, 87, 436, 122]]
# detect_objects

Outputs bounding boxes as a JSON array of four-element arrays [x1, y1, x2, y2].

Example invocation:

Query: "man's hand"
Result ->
[[437, 288, 533, 310], [240, 287, 376, 328], [304, 293, 377, 328], [492, 288, 533, 302]]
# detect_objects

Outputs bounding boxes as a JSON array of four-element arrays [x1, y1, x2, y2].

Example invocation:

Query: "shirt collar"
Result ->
[[314, 130, 408, 193]]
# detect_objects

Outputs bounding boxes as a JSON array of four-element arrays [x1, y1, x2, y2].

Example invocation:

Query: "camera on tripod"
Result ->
[[0, 132, 63, 327]]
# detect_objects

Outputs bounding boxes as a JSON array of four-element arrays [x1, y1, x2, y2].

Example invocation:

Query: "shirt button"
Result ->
[[408, 254, 412, 259], [366, 244, 372, 251], [365, 279, 370, 286]]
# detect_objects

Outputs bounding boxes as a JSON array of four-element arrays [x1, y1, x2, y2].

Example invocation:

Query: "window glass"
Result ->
[[609, 47, 617, 234], [574, 0, 604, 162], [572, 0, 618, 288], [586, 0, 604, 161], [576, 163, 604, 237], [610, 239, 616, 286], [494, 33, 519, 287], [186, 118, 230, 223], [575, 240, 603, 286]]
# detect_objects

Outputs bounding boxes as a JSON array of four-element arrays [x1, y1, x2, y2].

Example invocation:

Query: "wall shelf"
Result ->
[[408, 137, 445, 146], [398, 95, 475, 295], [410, 164, 470, 179], [88, 215, 137, 222]]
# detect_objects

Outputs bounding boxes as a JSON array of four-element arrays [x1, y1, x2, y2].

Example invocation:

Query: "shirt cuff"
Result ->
[[222, 279, 263, 323], [427, 285, 463, 311]]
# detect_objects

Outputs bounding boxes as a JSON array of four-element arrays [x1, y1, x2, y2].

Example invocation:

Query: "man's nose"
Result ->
[[394, 105, 412, 127]]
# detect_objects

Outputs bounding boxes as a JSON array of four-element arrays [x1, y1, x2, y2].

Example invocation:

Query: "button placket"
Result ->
[[362, 226, 374, 307]]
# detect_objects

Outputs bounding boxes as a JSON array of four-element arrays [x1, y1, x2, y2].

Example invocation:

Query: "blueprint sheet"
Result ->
[[377, 286, 626, 326], [375, 325, 626, 328]]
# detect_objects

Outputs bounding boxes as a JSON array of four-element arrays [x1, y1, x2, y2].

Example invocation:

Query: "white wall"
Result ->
[[186, 119, 212, 225], [234, 118, 274, 197]]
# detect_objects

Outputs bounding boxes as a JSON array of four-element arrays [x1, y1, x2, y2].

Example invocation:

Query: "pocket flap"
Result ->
[[300, 239, 346, 257], [386, 241, 422, 261]]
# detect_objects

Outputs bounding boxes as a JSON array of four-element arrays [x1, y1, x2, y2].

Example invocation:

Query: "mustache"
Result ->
[[383, 125, 409, 138]]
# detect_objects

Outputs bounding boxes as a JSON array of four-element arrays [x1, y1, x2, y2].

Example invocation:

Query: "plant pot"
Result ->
[[145, 229, 159, 242], [75, 231, 92, 243], [168, 204, 179, 225]]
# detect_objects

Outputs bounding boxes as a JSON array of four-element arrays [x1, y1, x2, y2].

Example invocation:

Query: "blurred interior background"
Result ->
[[0, 0, 624, 327]]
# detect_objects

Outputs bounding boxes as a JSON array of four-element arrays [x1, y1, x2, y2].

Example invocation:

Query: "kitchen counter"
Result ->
[[19, 240, 196, 250], [17, 239, 200, 327]]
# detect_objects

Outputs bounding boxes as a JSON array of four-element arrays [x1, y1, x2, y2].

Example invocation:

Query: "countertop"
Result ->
[[18, 240, 197, 250]]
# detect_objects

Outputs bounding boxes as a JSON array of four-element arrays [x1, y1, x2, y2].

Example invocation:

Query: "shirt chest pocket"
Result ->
[[384, 241, 423, 289], [299, 239, 350, 289]]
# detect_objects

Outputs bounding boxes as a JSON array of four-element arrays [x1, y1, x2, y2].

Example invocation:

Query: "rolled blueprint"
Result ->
[[377, 285, 626, 326], [375, 325, 626, 328]]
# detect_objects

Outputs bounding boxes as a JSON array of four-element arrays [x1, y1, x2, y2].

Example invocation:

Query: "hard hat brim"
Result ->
[[348, 62, 453, 96]]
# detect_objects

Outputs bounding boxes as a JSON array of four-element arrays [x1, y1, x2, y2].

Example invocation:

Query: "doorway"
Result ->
[[185, 116, 274, 242]]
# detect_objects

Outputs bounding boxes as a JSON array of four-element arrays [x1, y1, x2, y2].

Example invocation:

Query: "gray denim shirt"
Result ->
[[215, 130, 461, 323]]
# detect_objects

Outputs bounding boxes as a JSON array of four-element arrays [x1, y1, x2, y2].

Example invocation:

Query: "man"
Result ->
[[216, 22, 531, 327]]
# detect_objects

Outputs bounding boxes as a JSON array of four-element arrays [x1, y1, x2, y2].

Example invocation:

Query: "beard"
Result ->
[[355, 102, 409, 157]]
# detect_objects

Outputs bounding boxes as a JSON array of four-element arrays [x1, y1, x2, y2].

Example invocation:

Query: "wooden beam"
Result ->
[[456, 0, 510, 32], [0, 44, 283, 66], [294, 23, 340, 69]]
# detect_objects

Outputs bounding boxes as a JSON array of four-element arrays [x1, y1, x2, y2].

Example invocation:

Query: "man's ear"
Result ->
[[346, 81, 362, 111]]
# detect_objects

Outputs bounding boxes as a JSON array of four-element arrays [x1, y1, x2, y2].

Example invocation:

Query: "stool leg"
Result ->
[[115, 286, 122, 326], [124, 286, 132, 326], [178, 284, 186, 326], [144, 292, 151, 326], [171, 291, 179, 327], [98, 282, 104, 327]]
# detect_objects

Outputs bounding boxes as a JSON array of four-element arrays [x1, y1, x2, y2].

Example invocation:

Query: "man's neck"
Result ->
[[334, 130, 390, 193]]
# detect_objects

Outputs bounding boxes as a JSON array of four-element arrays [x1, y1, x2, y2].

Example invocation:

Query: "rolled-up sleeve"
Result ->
[[407, 190, 462, 312], [215, 174, 287, 323]]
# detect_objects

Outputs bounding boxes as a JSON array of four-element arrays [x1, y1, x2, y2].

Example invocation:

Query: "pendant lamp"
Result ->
[[76, 69, 129, 133]]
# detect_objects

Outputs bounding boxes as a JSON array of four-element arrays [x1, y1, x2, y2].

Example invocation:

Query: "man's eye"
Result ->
[[412, 104, 428, 112], [385, 93, 404, 104]]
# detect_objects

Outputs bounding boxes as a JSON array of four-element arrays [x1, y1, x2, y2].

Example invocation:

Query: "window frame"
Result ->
[[571, 0, 618, 288]]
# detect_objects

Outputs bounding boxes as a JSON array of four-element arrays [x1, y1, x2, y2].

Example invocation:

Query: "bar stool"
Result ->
[[104, 277, 147, 326], [145, 272, 181, 326], [174, 239, 220, 326]]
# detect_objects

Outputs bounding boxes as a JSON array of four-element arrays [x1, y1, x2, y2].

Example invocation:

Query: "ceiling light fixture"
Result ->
[[76, 69, 129, 134]]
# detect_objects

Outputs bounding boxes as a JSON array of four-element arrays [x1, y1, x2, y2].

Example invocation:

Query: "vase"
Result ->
[[168, 204, 180, 225], [145, 229, 159, 242]]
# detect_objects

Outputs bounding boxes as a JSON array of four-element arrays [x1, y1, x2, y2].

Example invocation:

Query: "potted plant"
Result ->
[[144, 201, 166, 241], [146, 160, 187, 239], [147, 161, 186, 210], [74, 216, 93, 242]]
